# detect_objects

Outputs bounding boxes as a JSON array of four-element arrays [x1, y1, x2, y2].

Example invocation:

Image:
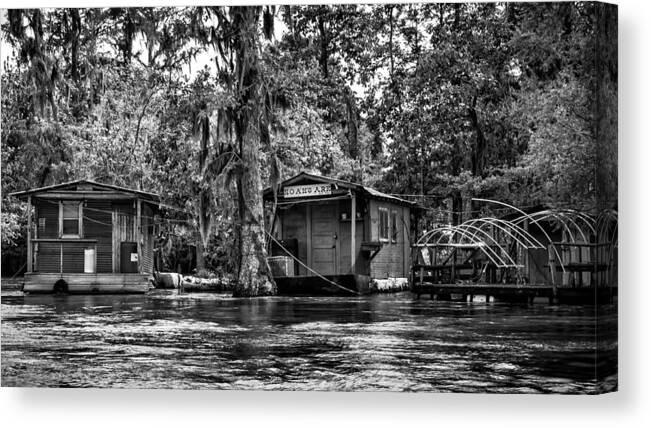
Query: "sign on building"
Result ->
[[283, 184, 332, 199]]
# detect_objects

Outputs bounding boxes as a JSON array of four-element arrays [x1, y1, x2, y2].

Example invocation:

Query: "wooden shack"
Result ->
[[9, 180, 160, 294], [263, 172, 417, 294]]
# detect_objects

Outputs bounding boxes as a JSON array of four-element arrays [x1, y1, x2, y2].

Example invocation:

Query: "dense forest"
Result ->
[[1, 3, 617, 290]]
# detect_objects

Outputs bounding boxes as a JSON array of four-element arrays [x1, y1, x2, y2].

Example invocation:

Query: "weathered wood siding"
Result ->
[[276, 196, 412, 279], [338, 199, 365, 275], [35, 200, 59, 238], [36, 242, 60, 272], [61, 242, 87, 273], [403, 206, 412, 277], [37, 242, 92, 273], [112, 202, 136, 273], [32, 200, 110, 273], [34, 200, 59, 272], [140, 204, 154, 273], [310, 202, 338, 275], [279, 205, 308, 275], [527, 225, 561, 285], [24, 272, 150, 294], [84, 201, 112, 273], [368, 200, 411, 279]]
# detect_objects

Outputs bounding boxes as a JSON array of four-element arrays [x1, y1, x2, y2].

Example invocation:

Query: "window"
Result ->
[[38, 218, 46, 236], [61, 201, 81, 237], [391, 210, 399, 243], [378, 207, 389, 241]]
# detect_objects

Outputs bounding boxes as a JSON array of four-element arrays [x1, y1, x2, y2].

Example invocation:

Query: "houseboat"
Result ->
[[9, 180, 160, 294], [263, 172, 418, 295]]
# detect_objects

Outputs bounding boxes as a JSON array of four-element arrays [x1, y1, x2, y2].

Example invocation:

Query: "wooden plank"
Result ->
[[27, 195, 32, 273], [279, 205, 307, 275], [35, 200, 58, 238], [413, 243, 487, 248], [524, 219, 530, 281], [136, 198, 142, 274], [32, 238, 98, 243], [403, 206, 409, 277], [112, 208, 118, 273], [23, 272, 151, 294], [414, 282, 554, 290], [58, 201, 63, 237], [351, 193, 356, 272], [310, 203, 337, 275], [78, 202, 84, 238], [32, 191, 141, 200], [84, 201, 112, 273], [61, 242, 86, 273], [552, 242, 612, 248], [35, 242, 59, 272], [306, 204, 312, 271]]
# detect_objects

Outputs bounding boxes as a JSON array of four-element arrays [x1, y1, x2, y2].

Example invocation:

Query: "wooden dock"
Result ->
[[1, 277, 24, 291], [413, 282, 616, 304], [274, 274, 371, 295], [23, 273, 152, 294]]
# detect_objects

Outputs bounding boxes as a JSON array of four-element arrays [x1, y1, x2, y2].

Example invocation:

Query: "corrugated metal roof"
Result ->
[[362, 185, 415, 205]]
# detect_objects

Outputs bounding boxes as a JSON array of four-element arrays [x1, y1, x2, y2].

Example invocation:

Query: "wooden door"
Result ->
[[281, 206, 307, 275], [120, 242, 138, 273], [310, 204, 338, 275], [112, 204, 136, 273]]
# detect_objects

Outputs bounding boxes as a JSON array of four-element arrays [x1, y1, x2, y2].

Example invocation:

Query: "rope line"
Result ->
[[265, 231, 360, 296], [35, 198, 193, 225]]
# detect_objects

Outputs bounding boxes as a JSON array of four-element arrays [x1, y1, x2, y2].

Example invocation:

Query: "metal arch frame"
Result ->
[[462, 217, 546, 249], [455, 223, 520, 268], [515, 210, 590, 244], [414, 203, 618, 290], [418, 226, 505, 267], [558, 209, 596, 235], [471, 198, 566, 273], [416, 225, 517, 268]]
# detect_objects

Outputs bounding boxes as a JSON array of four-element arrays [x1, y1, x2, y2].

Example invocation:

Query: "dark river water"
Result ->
[[1, 291, 617, 393]]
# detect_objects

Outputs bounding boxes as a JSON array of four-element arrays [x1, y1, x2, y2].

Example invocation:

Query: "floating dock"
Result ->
[[23, 273, 151, 294], [274, 274, 371, 296], [412, 282, 616, 304]]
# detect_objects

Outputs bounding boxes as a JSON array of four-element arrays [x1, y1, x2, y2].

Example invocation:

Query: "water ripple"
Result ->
[[1, 291, 617, 393]]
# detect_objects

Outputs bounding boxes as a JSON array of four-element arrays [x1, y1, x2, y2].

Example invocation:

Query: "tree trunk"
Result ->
[[469, 97, 486, 178], [195, 233, 205, 271], [388, 5, 394, 79], [452, 191, 463, 225], [344, 90, 358, 160], [318, 13, 329, 80], [231, 6, 276, 297], [69, 8, 81, 82], [123, 10, 135, 64], [233, 135, 276, 297], [196, 191, 209, 271], [196, 113, 210, 272]]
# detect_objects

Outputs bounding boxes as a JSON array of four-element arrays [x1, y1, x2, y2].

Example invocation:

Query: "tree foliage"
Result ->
[[2, 4, 617, 278]]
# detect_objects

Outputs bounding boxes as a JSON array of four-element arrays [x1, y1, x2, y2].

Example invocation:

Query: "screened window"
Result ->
[[391, 210, 399, 243], [61, 202, 81, 237], [38, 217, 46, 236], [379, 207, 389, 241]]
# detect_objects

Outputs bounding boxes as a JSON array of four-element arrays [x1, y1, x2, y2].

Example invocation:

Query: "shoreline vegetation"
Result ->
[[2, 4, 617, 297]]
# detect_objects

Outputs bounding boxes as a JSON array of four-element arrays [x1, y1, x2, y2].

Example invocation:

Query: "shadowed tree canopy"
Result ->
[[2, 3, 617, 284]]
